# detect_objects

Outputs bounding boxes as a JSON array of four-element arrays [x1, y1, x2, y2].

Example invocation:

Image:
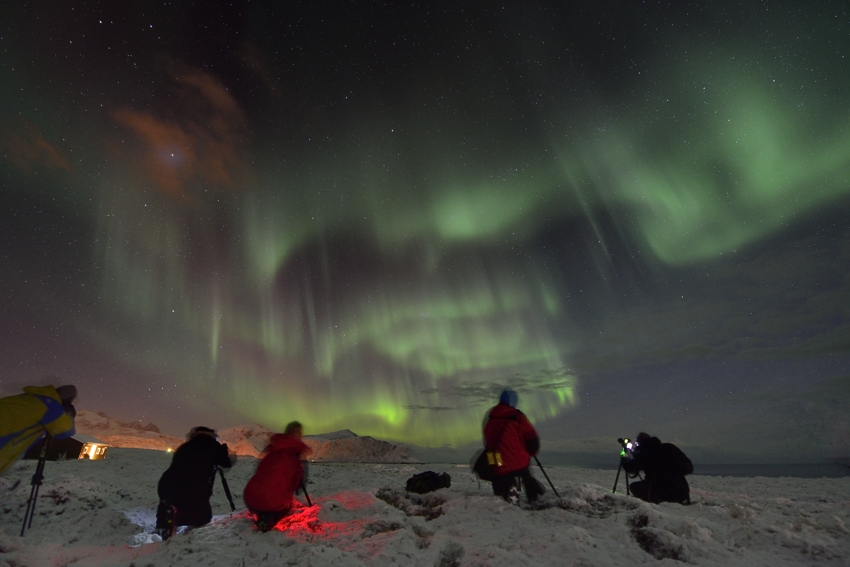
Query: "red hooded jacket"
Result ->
[[483, 403, 539, 475], [243, 433, 310, 513]]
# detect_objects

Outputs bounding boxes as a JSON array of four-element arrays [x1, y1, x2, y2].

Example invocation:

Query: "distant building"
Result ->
[[23, 433, 110, 461]]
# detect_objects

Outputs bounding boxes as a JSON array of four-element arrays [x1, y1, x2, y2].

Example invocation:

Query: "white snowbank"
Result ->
[[1, 448, 848, 566]]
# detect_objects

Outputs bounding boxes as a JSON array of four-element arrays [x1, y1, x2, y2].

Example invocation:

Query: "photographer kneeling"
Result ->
[[155, 426, 236, 539], [621, 432, 692, 505]]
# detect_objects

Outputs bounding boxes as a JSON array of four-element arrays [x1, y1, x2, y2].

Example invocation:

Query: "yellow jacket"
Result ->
[[0, 385, 76, 474]]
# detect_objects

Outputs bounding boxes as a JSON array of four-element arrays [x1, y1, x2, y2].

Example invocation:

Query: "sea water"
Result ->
[[554, 462, 850, 478]]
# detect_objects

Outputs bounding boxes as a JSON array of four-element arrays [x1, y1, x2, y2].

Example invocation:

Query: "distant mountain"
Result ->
[[74, 410, 183, 451], [76, 411, 419, 462], [218, 423, 274, 457], [222, 425, 419, 462], [303, 430, 419, 463], [77, 410, 162, 433]]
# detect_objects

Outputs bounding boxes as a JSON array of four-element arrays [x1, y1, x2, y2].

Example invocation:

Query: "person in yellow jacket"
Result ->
[[0, 384, 78, 475]]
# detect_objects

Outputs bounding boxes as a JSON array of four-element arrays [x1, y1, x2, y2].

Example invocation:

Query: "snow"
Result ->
[[2, 448, 848, 566]]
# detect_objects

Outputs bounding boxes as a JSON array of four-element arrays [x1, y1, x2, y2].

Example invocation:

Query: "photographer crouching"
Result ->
[[621, 432, 693, 505]]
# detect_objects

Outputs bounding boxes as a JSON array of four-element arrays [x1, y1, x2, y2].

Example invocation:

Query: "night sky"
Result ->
[[2, 1, 848, 464]]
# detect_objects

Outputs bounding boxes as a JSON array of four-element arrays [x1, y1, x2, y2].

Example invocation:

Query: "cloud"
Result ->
[[402, 404, 458, 411], [415, 367, 577, 410], [0, 119, 72, 174], [110, 68, 247, 203]]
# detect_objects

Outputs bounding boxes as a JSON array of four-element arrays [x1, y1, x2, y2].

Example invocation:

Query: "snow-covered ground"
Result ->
[[1, 448, 848, 566]]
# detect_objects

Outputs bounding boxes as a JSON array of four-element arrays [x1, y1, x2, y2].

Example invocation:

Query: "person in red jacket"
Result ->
[[483, 389, 544, 503], [243, 421, 313, 532]]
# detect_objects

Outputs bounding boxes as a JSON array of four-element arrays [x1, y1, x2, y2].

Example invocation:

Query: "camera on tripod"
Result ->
[[618, 437, 639, 461], [612, 437, 640, 495]]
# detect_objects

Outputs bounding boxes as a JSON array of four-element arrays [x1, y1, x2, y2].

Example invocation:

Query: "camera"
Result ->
[[618, 437, 639, 461]]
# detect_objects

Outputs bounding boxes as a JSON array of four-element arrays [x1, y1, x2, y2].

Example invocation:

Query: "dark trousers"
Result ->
[[629, 476, 690, 504], [156, 500, 212, 529], [629, 479, 651, 501], [248, 507, 290, 527], [492, 467, 545, 502]]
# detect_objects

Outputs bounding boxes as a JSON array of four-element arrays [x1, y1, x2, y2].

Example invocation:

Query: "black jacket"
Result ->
[[622, 435, 691, 504], [158, 434, 233, 511]]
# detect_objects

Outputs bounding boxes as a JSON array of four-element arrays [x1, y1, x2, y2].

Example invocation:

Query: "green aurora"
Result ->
[[1, 1, 848, 458]]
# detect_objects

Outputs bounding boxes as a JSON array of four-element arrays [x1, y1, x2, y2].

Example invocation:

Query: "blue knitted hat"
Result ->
[[499, 389, 518, 407]]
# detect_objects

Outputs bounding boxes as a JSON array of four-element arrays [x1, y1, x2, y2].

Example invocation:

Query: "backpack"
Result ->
[[661, 443, 693, 476], [405, 471, 451, 494], [472, 449, 495, 481]]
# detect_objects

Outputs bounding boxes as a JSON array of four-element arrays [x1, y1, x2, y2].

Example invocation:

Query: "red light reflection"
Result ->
[[253, 492, 378, 543]]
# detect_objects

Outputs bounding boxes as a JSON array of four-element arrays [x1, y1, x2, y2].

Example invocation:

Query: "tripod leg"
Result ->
[[21, 481, 38, 536], [217, 468, 236, 512], [613, 462, 622, 494], [300, 480, 312, 507], [533, 456, 560, 498], [21, 436, 50, 536], [28, 477, 43, 530]]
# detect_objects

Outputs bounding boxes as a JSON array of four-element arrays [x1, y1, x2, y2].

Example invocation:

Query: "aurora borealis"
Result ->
[[2, 1, 849, 462]]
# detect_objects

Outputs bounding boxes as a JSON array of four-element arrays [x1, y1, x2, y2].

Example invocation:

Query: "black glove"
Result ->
[[64, 403, 77, 418]]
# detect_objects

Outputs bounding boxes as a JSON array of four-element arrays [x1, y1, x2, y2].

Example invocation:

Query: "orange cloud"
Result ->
[[111, 69, 247, 203], [0, 120, 72, 174]]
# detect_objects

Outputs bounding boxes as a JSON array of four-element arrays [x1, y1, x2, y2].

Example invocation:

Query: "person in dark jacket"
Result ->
[[155, 426, 236, 538], [621, 432, 692, 504], [243, 421, 313, 532], [482, 389, 545, 503]]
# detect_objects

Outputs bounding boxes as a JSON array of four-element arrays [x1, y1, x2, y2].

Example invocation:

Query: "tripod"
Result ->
[[21, 435, 50, 536], [612, 459, 631, 495], [533, 456, 560, 498], [299, 480, 313, 506], [611, 459, 643, 495], [215, 467, 236, 512]]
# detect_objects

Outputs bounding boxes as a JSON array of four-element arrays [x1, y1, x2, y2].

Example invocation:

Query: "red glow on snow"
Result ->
[[322, 491, 378, 510], [253, 492, 377, 542]]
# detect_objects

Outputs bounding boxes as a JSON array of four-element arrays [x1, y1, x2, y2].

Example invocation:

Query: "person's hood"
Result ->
[[638, 435, 662, 449], [489, 403, 522, 419], [23, 385, 61, 401], [266, 433, 310, 455]]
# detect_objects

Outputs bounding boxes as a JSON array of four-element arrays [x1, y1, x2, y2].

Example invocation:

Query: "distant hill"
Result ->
[[303, 430, 419, 463], [218, 423, 274, 457], [74, 410, 183, 451], [220, 425, 419, 463], [75, 411, 419, 462]]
